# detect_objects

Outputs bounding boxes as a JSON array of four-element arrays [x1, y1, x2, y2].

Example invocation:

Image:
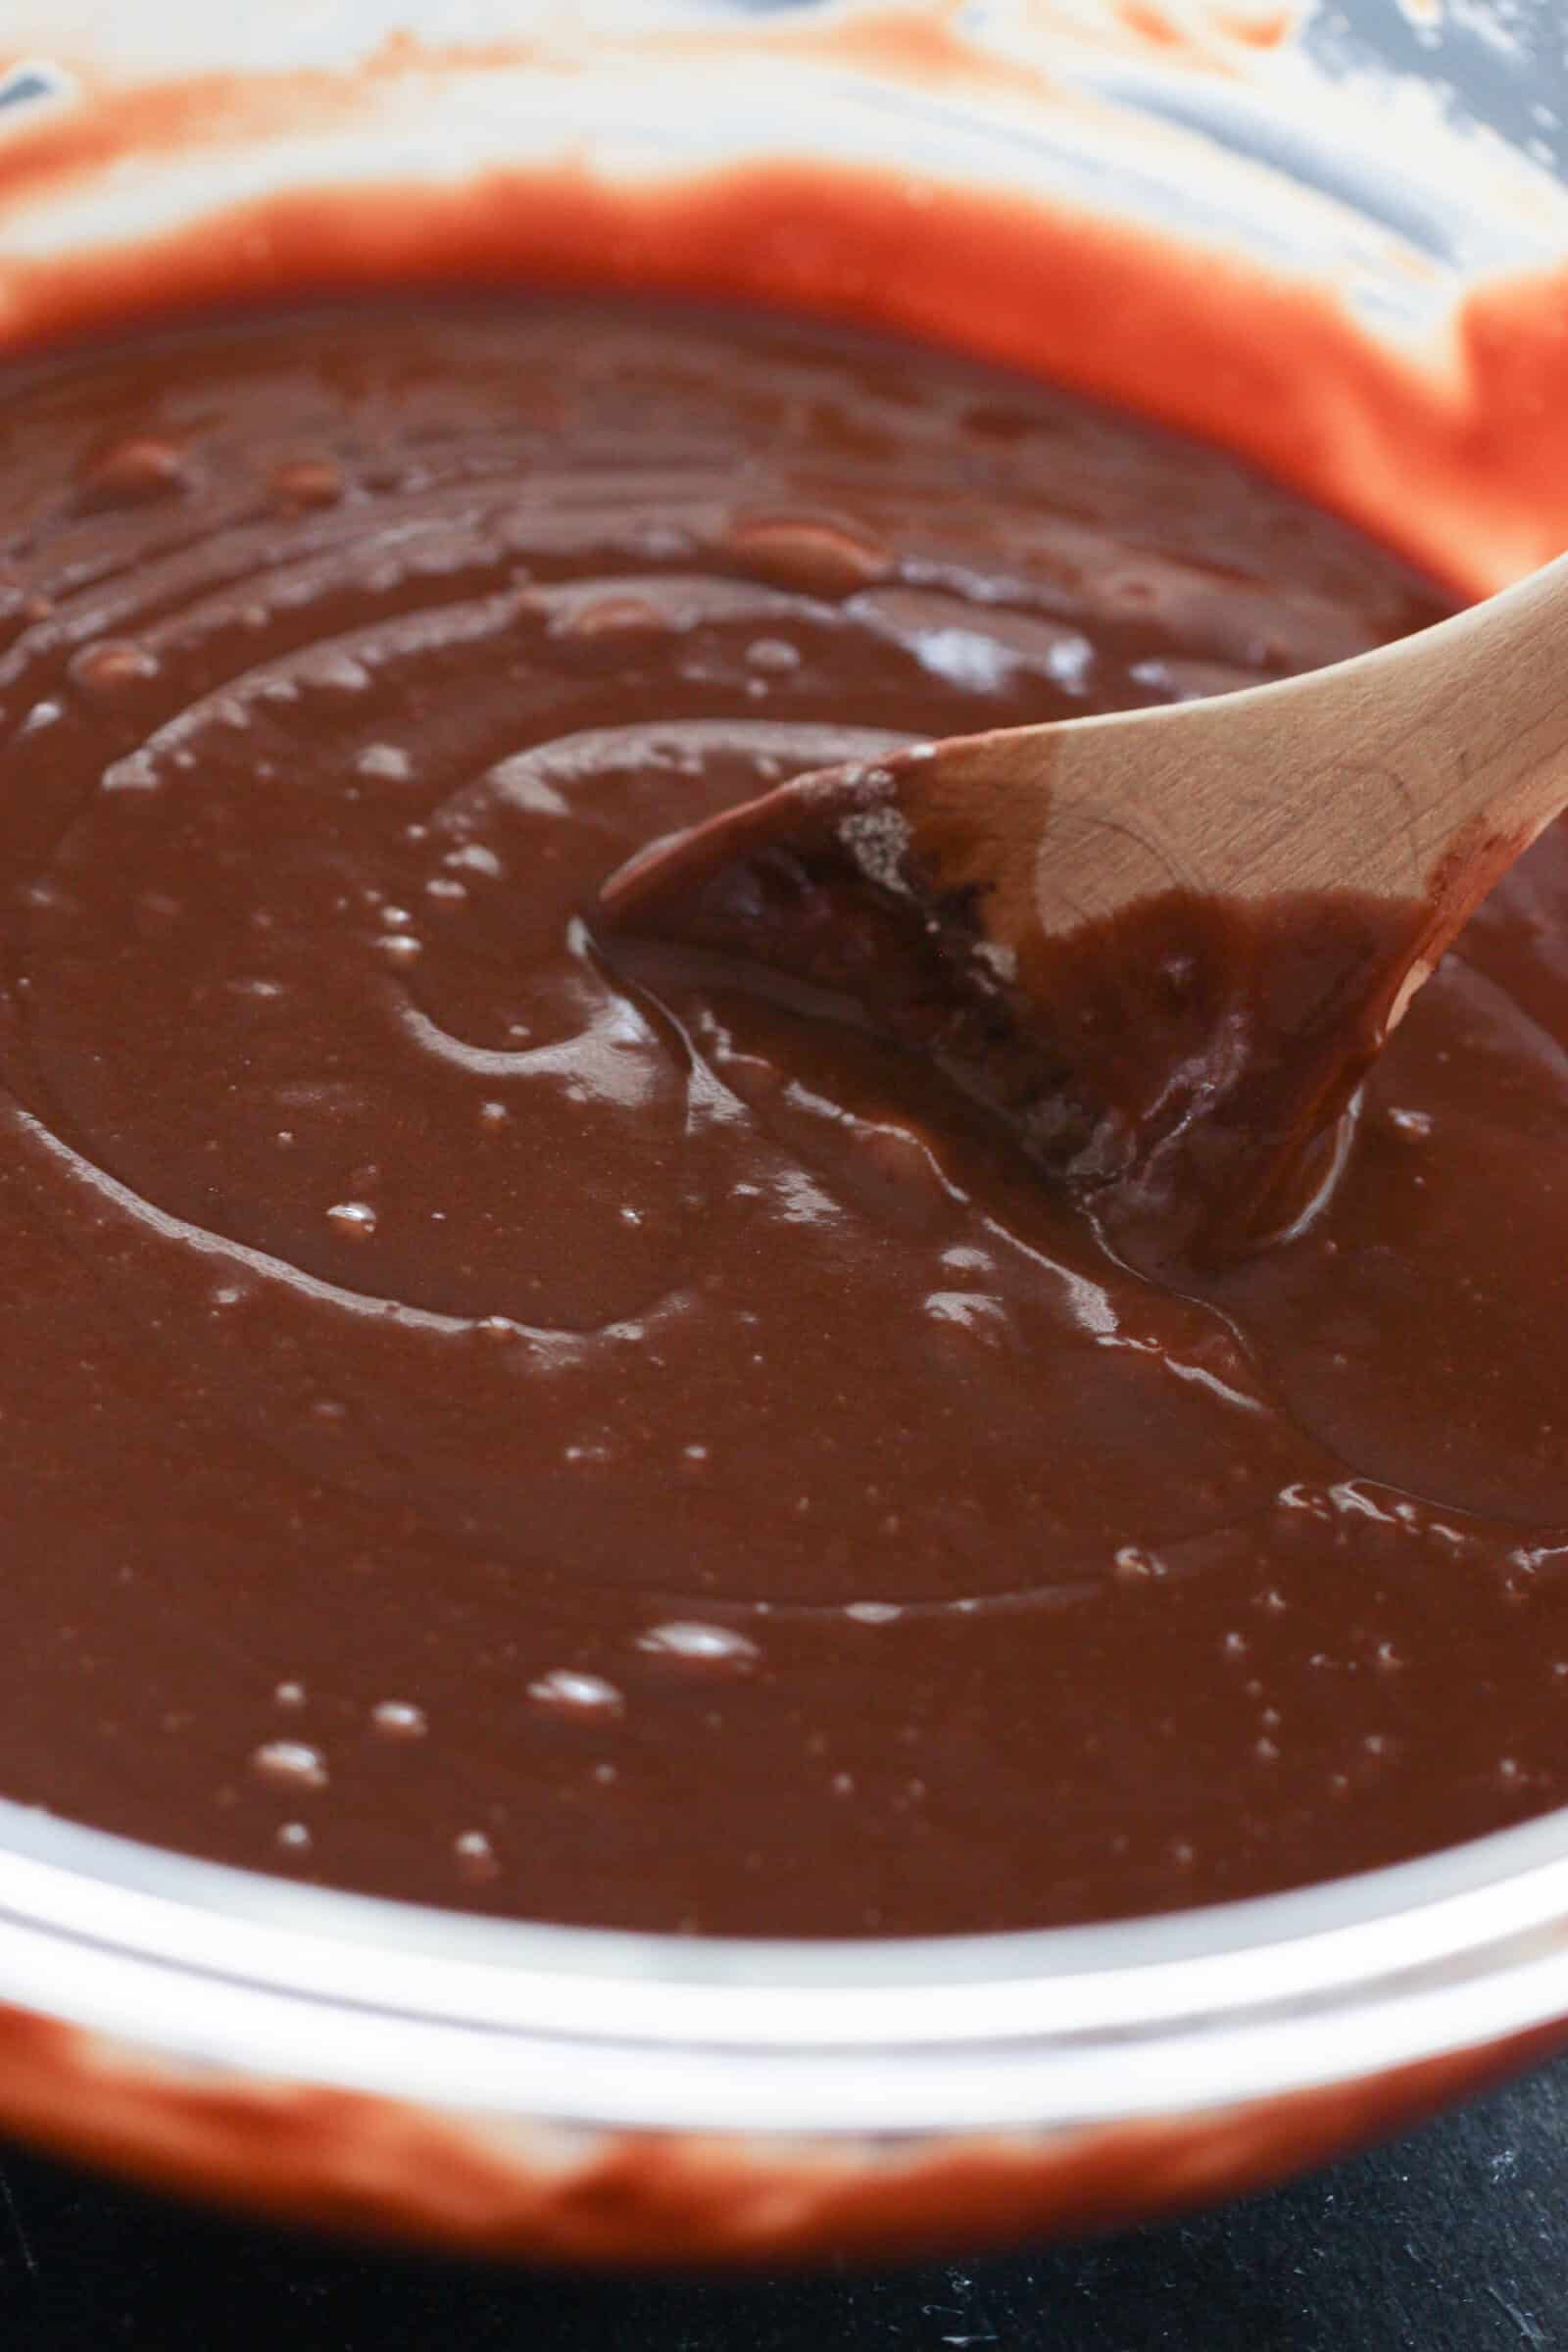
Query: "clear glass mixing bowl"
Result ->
[[0, 0, 1564, 2265]]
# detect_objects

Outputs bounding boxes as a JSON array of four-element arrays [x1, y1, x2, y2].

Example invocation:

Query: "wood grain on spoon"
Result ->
[[599, 554, 1568, 1272]]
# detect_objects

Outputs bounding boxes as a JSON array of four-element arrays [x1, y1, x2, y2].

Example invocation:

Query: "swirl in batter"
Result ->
[[2, 298, 1564, 1936]]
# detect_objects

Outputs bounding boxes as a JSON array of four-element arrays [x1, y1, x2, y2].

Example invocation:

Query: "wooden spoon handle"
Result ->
[[1026, 550, 1568, 936]]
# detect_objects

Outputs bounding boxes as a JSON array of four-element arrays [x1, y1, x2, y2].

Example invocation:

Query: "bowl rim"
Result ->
[[5, 1790, 1568, 2132]]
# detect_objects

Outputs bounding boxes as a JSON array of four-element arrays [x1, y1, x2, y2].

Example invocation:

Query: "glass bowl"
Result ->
[[0, 0, 1564, 2265]]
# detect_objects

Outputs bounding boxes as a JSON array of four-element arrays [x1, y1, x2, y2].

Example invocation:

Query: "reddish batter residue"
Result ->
[[0, 5, 1563, 598]]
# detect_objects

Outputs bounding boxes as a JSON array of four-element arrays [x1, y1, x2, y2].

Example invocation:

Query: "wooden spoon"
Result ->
[[598, 554, 1568, 1272]]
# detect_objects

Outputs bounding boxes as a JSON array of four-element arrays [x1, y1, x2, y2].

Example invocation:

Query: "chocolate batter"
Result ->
[[601, 763, 1442, 1277], [0, 295, 1562, 1938]]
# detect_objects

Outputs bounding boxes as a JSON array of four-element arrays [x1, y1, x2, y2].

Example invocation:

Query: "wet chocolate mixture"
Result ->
[[2, 296, 1565, 1936]]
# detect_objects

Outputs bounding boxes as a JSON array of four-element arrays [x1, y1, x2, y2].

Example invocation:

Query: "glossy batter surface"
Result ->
[[2, 298, 1562, 1936]]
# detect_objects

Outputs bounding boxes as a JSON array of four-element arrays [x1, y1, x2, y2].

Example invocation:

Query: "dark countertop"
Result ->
[[1, 2059, 1563, 2348]]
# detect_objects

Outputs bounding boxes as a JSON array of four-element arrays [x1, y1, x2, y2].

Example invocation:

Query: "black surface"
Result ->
[[0, 2062, 1564, 2348]]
